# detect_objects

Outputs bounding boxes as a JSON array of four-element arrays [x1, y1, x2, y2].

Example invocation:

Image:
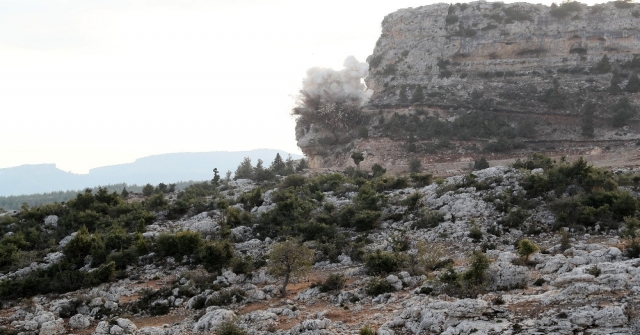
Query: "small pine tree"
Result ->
[[254, 159, 275, 182], [283, 155, 295, 175], [581, 102, 595, 137], [462, 251, 490, 286], [409, 158, 422, 173], [411, 85, 424, 104], [559, 230, 572, 251], [623, 217, 640, 258], [611, 97, 637, 127], [234, 157, 254, 180], [625, 73, 640, 93], [120, 187, 129, 199], [270, 153, 286, 175], [406, 134, 417, 152], [592, 54, 611, 74], [296, 158, 309, 172], [549, 79, 565, 109], [517, 239, 539, 263], [398, 85, 408, 104], [371, 163, 386, 177], [610, 72, 623, 94], [474, 157, 489, 170], [142, 184, 154, 197], [211, 168, 221, 186], [351, 152, 364, 169]]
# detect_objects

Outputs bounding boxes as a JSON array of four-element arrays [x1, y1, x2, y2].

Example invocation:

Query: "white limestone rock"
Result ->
[[116, 318, 137, 334], [594, 306, 627, 327], [69, 314, 93, 329], [192, 309, 236, 332], [43, 215, 59, 228], [95, 321, 111, 334], [39, 319, 65, 335], [489, 261, 529, 290]]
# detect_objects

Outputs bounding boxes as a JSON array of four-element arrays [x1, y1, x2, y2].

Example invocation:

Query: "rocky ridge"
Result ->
[[1, 165, 640, 334]]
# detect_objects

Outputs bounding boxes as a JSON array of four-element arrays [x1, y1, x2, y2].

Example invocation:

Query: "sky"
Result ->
[[0, 0, 602, 174]]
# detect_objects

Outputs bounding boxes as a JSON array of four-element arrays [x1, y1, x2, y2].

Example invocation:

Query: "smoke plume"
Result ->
[[298, 56, 370, 107]]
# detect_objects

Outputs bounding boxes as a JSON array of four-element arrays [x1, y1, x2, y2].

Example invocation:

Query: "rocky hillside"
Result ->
[[296, 1, 640, 174], [1, 155, 640, 334]]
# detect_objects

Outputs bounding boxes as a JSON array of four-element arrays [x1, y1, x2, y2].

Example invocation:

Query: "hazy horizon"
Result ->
[[0, 148, 303, 174]]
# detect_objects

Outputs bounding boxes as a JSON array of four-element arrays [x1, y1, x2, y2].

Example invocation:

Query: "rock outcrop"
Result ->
[[297, 1, 640, 174]]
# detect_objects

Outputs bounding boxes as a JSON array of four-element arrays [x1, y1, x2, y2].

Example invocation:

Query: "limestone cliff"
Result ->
[[296, 1, 640, 174]]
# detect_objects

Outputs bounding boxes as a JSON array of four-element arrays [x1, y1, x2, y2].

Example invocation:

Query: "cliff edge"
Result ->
[[296, 1, 640, 174]]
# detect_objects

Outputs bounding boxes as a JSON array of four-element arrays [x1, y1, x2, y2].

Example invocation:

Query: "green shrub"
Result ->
[[462, 251, 491, 286], [365, 277, 396, 296], [413, 209, 445, 229], [281, 174, 306, 189], [216, 321, 247, 335], [549, 1, 582, 19], [317, 273, 346, 293], [409, 158, 422, 173], [502, 6, 533, 23], [359, 325, 376, 335], [474, 157, 490, 170], [445, 14, 459, 25], [499, 209, 529, 228], [352, 210, 382, 231], [404, 192, 423, 211], [145, 193, 168, 211], [297, 221, 336, 241], [439, 265, 459, 285], [354, 184, 382, 211], [106, 247, 138, 270], [156, 231, 204, 260], [591, 55, 611, 74], [410, 173, 433, 187], [614, 0, 635, 9], [468, 225, 483, 242], [365, 249, 404, 275], [512, 153, 554, 171], [517, 239, 539, 262], [484, 137, 525, 153], [585, 265, 601, 277], [206, 288, 246, 306], [199, 240, 234, 274]]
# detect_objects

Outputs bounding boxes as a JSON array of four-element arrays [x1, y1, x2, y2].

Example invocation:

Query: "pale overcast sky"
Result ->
[[0, 0, 596, 173]]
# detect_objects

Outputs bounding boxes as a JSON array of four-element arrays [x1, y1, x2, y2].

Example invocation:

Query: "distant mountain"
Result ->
[[0, 149, 303, 196]]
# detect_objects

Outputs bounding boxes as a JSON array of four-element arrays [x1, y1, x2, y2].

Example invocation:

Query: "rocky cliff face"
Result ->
[[297, 1, 640, 174]]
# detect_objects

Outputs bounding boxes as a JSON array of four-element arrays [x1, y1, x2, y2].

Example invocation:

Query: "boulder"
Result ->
[[448, 299, 489, 318], [193, 309, 236, 332], [489, 261, 529, 290], [34, 312, 56, 326], [43, 215, 59, 228], [297, 319, 331, 331], [39, 319, 65, 335], [116, 318, 137, 334], [240, 311, 278, 331], [110, 325, 124, 335], [569, 310, 594, 327], [594, 306, 627, 327], [95, 321, 111, 334], [69, 314, 92, 329], [386, 275, 403, 291]]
